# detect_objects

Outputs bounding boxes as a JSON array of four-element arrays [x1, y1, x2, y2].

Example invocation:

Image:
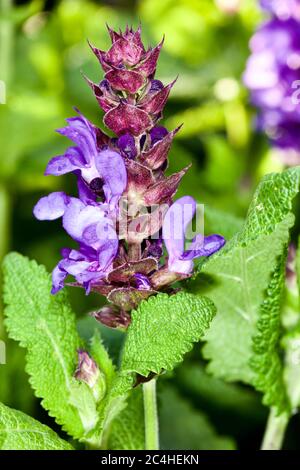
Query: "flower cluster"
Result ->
[[34, 26, 225, 325], [244, 0, 300, 160], [260, 0, 300, 20]]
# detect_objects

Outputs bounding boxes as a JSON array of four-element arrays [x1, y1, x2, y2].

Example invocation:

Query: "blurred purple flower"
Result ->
[[162, 196, 225, 274], [244, 6, 300, 156], [260, 0, 300, 20]]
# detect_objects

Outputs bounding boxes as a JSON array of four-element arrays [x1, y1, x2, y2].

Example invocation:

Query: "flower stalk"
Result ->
[[261, 408, 289, 450], [143, 379, 159, 450]]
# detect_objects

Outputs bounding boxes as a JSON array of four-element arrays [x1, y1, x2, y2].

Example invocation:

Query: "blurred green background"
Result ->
[[1, 0, 298, 450]]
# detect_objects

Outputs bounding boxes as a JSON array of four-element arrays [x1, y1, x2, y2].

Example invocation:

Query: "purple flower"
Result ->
[[45, 110, 127, 205], [91, 305, 131, 329], [244, 9, 300, 155], [162, 196, 225, 274], [260, 0, 300, 20], [33, 25, 225, 316], [150, 126, 169, 145], [134, 273, 152, 290], [117, 133, 137, 159], [33, 192, 118, 293], [141, 126, 181, 170]]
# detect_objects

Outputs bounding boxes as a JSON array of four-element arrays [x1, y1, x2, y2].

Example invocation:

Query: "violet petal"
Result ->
[[181, 234, 226, 260], [95, 149, 127, 206], [162, 195, 196, 274], [117, 133, 137, 159], [33, 192, 70, 221]]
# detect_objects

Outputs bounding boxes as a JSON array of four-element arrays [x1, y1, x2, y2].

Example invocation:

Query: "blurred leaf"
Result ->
[[223, 101, 250, 149], [0, 185, 10, 266], [166, 102, 225, 138], [177, 364, 263, 418], [297, 237, 300, 298], [202, 136, 244, 192], [0, 94, 62, 179], [159, 385, 235, 450], [0, 340, 35, 417], [203, 205, 244, 240]]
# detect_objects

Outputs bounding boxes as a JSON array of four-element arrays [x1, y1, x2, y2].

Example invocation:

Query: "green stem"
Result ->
[[261, 408, 289, 450], [143, 379, 159, 450]]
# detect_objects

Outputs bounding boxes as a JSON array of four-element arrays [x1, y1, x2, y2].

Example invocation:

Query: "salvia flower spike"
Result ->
[[34, 25, 225, 325], [244, 0, 300, 162]]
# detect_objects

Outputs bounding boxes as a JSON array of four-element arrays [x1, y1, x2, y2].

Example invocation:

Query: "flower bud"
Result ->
[[74, 350, 106, 402], [91, 305, 131, 329]]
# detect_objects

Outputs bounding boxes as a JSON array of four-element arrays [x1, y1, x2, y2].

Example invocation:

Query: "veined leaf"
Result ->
[[3, 253, 99, 441], [0, 402, 73, 450], [85, 292, 216, 447], [121, 292, 216, 377], [190, 167, 300, 410], [196, 218, 292, 383], [251, 252, 289, 412]]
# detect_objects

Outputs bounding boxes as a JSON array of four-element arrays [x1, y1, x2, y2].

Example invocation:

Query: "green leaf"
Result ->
[[107, 388, 145, 450], [237, 168, 299, 243], [159, 386, 235, 450], [190, 168, 300, 408], [121, 292, 216, 377], [0, 402, 73, 450], [87, 292, 216, 447], [3, 253, 99, 441], [198, 218, 292, 383], [251, 253, 289, 412]]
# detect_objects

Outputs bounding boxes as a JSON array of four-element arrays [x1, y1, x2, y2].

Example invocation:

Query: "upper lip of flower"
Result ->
[[45, 110, 127, 209], [162, 196, 225, 274]]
